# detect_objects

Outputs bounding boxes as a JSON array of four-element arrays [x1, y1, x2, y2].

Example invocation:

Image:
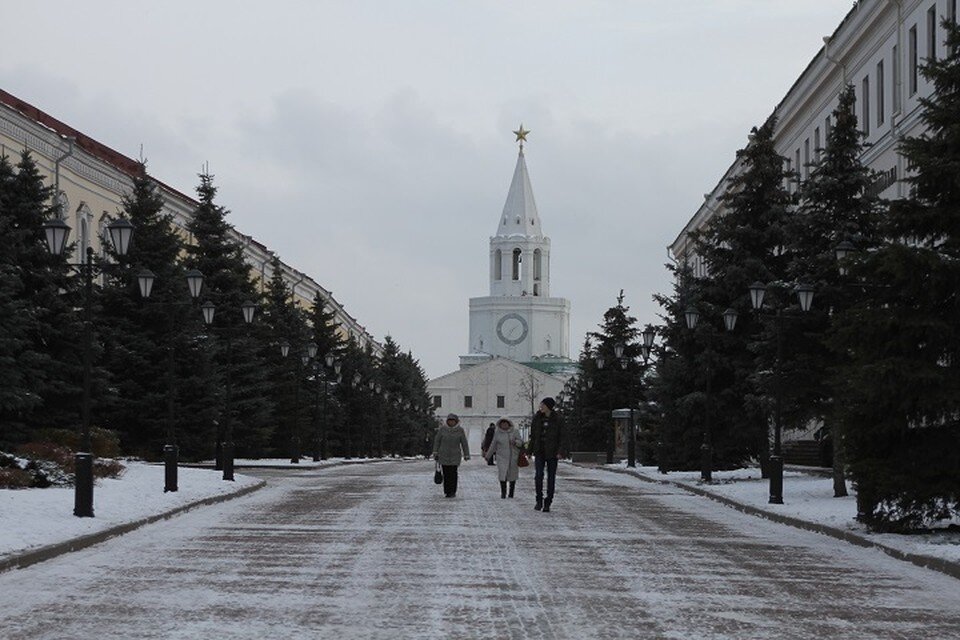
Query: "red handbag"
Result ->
[[517, 450, 529, 467]]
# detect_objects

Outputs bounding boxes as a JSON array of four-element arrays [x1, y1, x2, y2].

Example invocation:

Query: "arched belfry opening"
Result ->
[[512, 248, 522, 281]]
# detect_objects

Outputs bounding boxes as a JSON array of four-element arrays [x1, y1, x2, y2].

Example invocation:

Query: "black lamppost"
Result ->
[[594, 354, 615, 464], [609, 328, 656, 469], [204, 298, 257, 480], [134, 266, 206, 492], [279, 339, 306, 464], [41, 216, 135, 517], [313, 354, 340, 460], [749, 280, 815, 504], [683, 307, 738, 482]]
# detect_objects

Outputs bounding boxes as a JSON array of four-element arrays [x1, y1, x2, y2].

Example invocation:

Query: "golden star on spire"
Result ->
[[513, 124, 530, 146]]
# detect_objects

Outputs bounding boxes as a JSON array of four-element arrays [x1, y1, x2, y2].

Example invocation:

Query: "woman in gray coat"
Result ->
[[433, 413, 470, 497], [483, 417, 524, 499]]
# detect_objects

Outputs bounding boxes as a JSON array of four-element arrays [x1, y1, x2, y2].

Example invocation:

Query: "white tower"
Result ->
[[461, 126, 571, 368]]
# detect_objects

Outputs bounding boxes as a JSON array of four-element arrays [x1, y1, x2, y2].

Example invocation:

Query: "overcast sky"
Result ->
[[2, 1, 853, 378]]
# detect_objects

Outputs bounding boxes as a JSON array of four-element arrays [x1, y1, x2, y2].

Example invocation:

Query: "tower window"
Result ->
[[494, 249, 502, 280], [512, 248, 521, 281], [533, 249, 542, 281]]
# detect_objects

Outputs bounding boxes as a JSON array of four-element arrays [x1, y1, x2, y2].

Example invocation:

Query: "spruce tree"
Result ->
[[788, 85, 885, 496], [98, 164, 216, 459], [831, 21, 960, 529], [5, 151, 84, 442], [0, 154, 40, 447], [261, 256, 310, 460], [693, 116, 795, 476], [306, 292, 343, 459], [586, 291, 642, 463], [183, 171, 269, 460]]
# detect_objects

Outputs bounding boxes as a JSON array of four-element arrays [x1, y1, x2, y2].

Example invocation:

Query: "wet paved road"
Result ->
[[1, 460, 958, 639]]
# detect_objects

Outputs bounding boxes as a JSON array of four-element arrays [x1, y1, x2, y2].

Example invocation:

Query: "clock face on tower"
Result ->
[[496, 313, 529, 345]]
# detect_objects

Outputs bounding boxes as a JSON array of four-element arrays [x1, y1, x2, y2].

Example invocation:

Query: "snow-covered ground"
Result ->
[[3, 457, 957, 584], [2, 460, 958, 639], [612, 463, 960, 567], [0, 461, 261, 563]]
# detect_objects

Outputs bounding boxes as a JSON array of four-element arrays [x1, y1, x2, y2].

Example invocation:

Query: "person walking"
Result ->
[[529, 397, 564, 512], [433, 413, 470, 497], [481, 422, 497, 466], [483, 417, 523, 498]]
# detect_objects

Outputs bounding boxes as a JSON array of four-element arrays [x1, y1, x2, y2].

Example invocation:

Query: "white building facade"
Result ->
[[672, 0, 957, 263], [429, 135, 574, 450], [669, 0, 956, 454]]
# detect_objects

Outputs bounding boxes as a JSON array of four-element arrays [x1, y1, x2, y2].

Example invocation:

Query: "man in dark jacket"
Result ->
[[528, 397, 564, 512]]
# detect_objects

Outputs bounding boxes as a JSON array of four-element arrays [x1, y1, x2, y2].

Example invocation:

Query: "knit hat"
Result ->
[[446, 413, 460, 422], [541, 397, 556, 410]]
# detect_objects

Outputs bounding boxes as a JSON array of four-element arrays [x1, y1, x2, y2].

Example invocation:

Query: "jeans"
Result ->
[[442, 465, 459, 496], [534, 456, 558, 501]]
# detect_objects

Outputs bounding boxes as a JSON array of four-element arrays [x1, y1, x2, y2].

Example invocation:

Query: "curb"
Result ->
[[0, 479, 266, 575], [572, 462, 960, 582], [179, 458, 397, 471]]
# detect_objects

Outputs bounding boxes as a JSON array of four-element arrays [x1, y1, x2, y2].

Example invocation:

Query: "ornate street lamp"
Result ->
[[749, 281, 814, 504], [41, 216, 135, 517]]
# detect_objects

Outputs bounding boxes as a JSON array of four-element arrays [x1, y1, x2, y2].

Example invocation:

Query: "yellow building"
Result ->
[[0, 88, 380, 353]]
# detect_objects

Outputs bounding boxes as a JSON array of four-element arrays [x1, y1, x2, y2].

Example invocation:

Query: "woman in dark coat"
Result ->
[[432, 413, 470, 497]]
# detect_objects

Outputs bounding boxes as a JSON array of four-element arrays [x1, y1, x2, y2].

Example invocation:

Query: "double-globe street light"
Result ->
[[203, 298, 257, 480], [132, 266, 206, 493], [683, 306, 739, 483], [279, 339, 307, 464], [42, 216, 134, 517], [310, 353, 341, 461], [748, 280, 815, 504]]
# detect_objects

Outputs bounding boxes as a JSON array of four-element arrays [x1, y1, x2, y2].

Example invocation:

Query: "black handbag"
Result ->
[[434, 462, 443, 485]]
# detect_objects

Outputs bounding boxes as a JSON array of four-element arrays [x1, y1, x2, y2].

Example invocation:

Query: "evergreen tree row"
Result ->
[[646, 21, 960, 531], [0, 156, 435, 464]]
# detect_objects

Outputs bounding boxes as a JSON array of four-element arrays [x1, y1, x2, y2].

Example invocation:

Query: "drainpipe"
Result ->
[[887, 0, 905, 197], [822, 36, 848, 85], [887, 0, 903, 130], [291, 272, 307, 306], [53, 136, 76, 216]]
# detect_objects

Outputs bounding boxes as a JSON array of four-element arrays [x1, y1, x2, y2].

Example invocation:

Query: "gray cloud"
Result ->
[[1, 2, 853, 378]]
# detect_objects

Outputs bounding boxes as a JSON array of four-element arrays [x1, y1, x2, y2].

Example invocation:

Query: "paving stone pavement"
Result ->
[[1, 460, 958, 639]]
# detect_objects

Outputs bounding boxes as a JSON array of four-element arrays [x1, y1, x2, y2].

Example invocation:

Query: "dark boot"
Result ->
[[535, 497, 543, 511], [500, 481, 507, 499], [542, 498, 552, 513], [508, 481, 515, 498]]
